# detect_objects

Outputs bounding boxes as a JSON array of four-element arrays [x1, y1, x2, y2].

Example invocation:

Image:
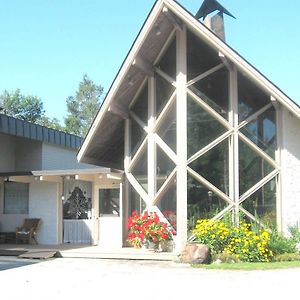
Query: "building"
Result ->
[[0, 113, 123, 247], [78, 0, 300, 253]]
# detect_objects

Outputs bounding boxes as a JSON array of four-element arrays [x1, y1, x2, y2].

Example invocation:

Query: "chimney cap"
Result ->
[[196, 0, 236, 20]]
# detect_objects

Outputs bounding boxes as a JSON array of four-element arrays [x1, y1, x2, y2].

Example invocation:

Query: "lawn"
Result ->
[[192, 261, 300, 270]]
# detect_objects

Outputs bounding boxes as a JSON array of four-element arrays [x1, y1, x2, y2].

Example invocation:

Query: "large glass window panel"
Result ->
[[156, 37, 176, 79], [241, 178, 276, 227], [156, 178, 177, 229], [130, 84, 148, 125], [4, 182, 29, 214], [99, 189, 120, 216], [131, 117, 146, 156], [189, 67, 229, 120], [187, 29, 222, 82], [156, 145, 176, 192], [131, 147, 148, 192], [156, 100, 176, 153], [241, 107, 276, 159], [156, 73, 175, 117], [187, 175, 228, 229], [187, 95, 227, 158], [238, 72, 270, 123], [189, 139, 229, 195], [128, 184, 146, 215], [239, 139, 274, 196]]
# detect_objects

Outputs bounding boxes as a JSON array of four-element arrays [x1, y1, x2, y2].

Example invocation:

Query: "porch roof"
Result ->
[[78, 0, 300, 169]]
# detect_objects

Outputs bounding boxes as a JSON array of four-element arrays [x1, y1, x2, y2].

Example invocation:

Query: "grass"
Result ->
[[192, 261, 300, 270]]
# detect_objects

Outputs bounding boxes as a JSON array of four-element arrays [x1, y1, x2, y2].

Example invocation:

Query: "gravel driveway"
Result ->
[[0, 257, 299, 300]]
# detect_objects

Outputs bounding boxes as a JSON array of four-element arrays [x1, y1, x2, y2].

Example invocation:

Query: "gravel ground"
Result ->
[[0, 257, 299, 300]]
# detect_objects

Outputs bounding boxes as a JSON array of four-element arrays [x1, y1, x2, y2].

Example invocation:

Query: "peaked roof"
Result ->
[[78, 0, 300, 168]]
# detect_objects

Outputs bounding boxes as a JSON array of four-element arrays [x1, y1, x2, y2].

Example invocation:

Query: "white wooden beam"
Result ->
[[162, 7, 183, 31], [219, 52, 233, 71]]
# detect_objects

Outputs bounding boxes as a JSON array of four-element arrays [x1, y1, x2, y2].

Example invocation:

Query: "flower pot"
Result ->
[[145, 240, 159, 251], [159, 240, 174, 252]]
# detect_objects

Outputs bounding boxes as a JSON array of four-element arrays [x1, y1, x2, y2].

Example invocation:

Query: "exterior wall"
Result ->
[[281, 108, 300, 232], [15, 138, 43, 171], [29, 181, 60, 245], [42, 143, 96, 170], [0, 133, 15, 172]]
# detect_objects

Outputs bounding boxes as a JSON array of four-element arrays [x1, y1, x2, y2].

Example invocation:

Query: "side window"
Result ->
[[99, 189, 120, 216], [4, 182, 29, 214]]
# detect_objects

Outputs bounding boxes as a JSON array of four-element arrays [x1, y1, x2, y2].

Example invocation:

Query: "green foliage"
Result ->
[[274, 253, 300, 262], [213, 252, 241, 264], [268, 230, 297, 255], [64, 74, 104, 136], [0, 89, 45, 123], [37, 116, 65, 131], [288, 224, 300, 244], [193, 219, 274, 262]]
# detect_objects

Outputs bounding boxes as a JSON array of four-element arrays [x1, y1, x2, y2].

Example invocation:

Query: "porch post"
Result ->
[[176, 26, 187, 253]]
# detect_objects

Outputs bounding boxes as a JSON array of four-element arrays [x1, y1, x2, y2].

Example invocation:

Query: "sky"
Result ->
[[0, 0, 299, 123]]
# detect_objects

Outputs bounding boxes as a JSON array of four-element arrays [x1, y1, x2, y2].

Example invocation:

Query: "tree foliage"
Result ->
[[0, 89, 45, 123], [64, 74, 104, 136]]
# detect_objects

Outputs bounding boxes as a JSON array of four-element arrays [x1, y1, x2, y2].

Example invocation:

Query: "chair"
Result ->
[[16, 218, 41, 244]]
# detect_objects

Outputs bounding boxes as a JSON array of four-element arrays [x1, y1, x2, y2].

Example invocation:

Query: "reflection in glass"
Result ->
[[156, 73, 175, 117], [130, 83, 148, 125], [239, 140, 274, 196], [187, 95, 226, 158], [129, 184, 146, 215], [187, 29, 222, 81], [190, 67, 229, 120], [156, 145, 176, 192], [241, 178, 276, 227], [187, 175, 227, 229], [157, 100, 176, 153], [189, 139, 229, 195], [156, 37, 176, 79], [132, 147, 148, 192], [238, 72, 270, 122], [241, 107, 276, 159], [156, 178, 177, 229], [131, 117, 146, 156]]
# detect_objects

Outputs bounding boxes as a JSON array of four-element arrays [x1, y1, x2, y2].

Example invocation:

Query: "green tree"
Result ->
[[37, 116, 65, 131], [0, 89, 45, 123], [64, 74, 104, 136]]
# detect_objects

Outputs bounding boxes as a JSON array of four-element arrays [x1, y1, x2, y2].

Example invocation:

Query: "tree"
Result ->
[[64, 74, 104, 136], [0, 89, 45, 123], [37, 116, 65, 131]]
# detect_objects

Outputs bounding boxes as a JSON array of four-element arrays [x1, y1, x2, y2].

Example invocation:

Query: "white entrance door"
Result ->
[[63, 179, 93, 244], [98, 187, 122, 248]]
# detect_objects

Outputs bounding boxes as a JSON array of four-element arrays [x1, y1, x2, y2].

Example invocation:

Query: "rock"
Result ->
[[180, 244, 211, 264]]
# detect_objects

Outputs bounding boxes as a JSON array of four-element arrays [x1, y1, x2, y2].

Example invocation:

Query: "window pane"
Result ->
[[157, 99, 176, 153], [187, 29, 222, 82], [189, 67, 229, 120], [240, 107, 276, 159], [132, 147, 148, 192], [128, 184, 146, 215], [239, 139, 274, 196], [189, 139, 229, 195], [187, 175, 227, 229], [156, 145, 176, 192], [187, 95, 227, 158], [241, 178, 276, 227], [130, 83, 148, 125], [156, 177, 177, 229], [238, 72, 270, 122], [4, 182, 29, 214], [131, 117, 146, 156], [156, 36, 176, 79], [156, 73, 175, 117], [99, 189, 120, 216]]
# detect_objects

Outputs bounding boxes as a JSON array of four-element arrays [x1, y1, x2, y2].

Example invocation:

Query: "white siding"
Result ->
[[42, 143, 96, 170], [29, 181, 60, 245], [0, 133, 15, 172], [281, 108, 300, 232]]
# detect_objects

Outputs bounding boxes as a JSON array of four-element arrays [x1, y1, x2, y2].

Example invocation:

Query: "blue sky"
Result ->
[[0, 0, 299, 122]]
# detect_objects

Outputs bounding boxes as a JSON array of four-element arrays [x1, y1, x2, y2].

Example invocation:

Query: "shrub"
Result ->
[[268, 230, 297, 255], [213, 252, 241, 264], [274, 253, 300, 262]]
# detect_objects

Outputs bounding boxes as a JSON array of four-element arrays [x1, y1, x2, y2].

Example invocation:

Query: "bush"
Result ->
[[213, 252, 241, 264], [274, 253, 300, 262], [268, 230, 297, 255], [193, 219, 274, 262]]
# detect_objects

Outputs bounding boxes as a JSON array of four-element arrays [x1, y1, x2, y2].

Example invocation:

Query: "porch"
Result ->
[[0, 243, 176, 261]]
